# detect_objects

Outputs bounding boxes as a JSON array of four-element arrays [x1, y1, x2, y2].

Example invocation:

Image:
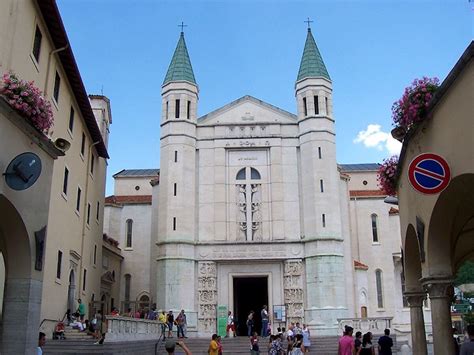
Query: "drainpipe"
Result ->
[[43, 44, 69, 96], [78, 141, 100, 297]]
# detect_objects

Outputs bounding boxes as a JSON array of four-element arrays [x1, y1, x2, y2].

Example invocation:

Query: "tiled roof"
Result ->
[[354, 260, 369, 270], [113, 169, 160, 178], [105, 195, 152, 205], [36, 1, 108, 158], [349, 189, 385, 198], [297, 28, 330, 82], [389, 207, 400, 215], [339, 163, 380, 172], [163, 32, 196, 85]]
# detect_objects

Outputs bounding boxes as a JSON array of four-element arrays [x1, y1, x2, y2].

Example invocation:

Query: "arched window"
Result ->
[[124, 274, 131, 309], [375, 269, 384, 308], [126, 219, 133, 248], [371, 214, 379, 243], [236, 168, 246, 180], [139, 294, 150, 309], [236, 167, 262, 241]]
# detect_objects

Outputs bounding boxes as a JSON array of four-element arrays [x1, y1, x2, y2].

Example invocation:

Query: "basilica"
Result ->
[[103, 28, 431, 340]]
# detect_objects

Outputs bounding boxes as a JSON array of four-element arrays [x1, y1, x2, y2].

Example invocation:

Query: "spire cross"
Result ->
[[178, 21, 187, 33], [304, 17, 314, 30]]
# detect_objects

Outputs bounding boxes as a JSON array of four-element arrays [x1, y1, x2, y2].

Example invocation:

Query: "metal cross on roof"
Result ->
[[178, 21, 187, 33], [304, 17, 314, 30]]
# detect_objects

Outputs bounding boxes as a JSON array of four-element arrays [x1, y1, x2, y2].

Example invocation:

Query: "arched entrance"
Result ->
[[67, 270, 76, 314], [0, 194, 39, 354]]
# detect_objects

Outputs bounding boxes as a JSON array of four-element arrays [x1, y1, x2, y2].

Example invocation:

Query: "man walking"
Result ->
[[261, 305, 269, 337], [159, 310, 167, 340], [378, 328, 393, 355], [77, 299, 86, 322], [226, 311, 236, 338]]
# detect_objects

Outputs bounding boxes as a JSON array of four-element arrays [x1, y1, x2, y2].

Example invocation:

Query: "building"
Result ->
[[0, 0, 112, 348], [104, 28, 418, 340], [397, 42, 474, 355]]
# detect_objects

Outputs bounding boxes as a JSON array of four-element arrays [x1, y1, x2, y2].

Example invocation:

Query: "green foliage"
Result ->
[[455, 261, 474, 286], [463, 312, 474, 325]]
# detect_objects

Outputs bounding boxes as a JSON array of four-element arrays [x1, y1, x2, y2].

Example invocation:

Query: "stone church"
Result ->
[[104, 28, 431, 339]]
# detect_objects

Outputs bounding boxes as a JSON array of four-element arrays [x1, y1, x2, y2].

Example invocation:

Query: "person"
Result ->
[[360, 332, 375, 355], [126, 307, 133, 317], [159, 310, 167, 340], [217, 335, 223, 355], [250, 331, 260, 354], [167, 310, 174, 338], [378, 329, 393, 355], [287, 324, 295, 354], [208, 333, 219, 355], [261, 305, 269, 337], [302, 324, 310, 353], [110, 307, 119, 316], [354, 331, 362, 354], [53, 320, 66, 340], [77, 298, 86, 322], [226, 310, 236, 338], [37, 332, 46, 355], [247, 310, 255, 337], [134, 308, 141, 318], [94, 310, 103, 340], [165, 339, 192, 355], [148, 305, 157, 320], [269, 334, 283, 355], [294, 323, 302, 336], [65, 309, 72, 325], [177, 309, 187, 338], [338, 325, 354, 355], [453, 327, 460, 355], [292, 333, 305, 354], [460, 324, 474, 355]]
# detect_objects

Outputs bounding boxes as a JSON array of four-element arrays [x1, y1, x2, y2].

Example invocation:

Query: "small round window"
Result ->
[[363, 180, 368, 186], [135, 185, 140, 191]]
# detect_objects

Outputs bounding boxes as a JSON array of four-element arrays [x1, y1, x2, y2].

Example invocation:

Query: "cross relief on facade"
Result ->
[[236, 166, 262, 241]]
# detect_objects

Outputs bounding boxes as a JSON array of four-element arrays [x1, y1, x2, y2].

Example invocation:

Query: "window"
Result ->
[[174, 183, 177, 196], [68, 107, 75, 132], [76, 187, 82, 212], [401, 272, 408, 307], [56, 250, 62, 279], [86, 203, 91, 225], [175, 99, 180, 118], [322, 214, 326, 228], [250, 168, 261, 179], [236, 167, 262, 241], [187, 100, 191, 119], [96, 201, 100, 221], [126, 219, 133, 248], [81, 132, 86, 156], [371, 214, 379, 243], [173, 217, 177, 231], [236, 168, 246, 180], [93, 245, 97, 265], [303, 97, 307, 116], [90, 154, 95, 175], [318, 147, 322, 159], [314, 96, 319, 114], [62, 167, 69, 195], [124, 274, 131, 306], [82, 269, 87, 291], [174, 150, 178, 163], [325, 97, 329, 114], [53, 71, 60, 103], [165, 101, 169, 120], [32, 25, 42, 63], [320, 179, 324, 193], [376, 269, 384, 308], [102, 254, 109, 269]]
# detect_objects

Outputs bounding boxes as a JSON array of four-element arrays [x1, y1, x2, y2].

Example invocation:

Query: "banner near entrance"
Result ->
[[217, 305, 228, 337], [408, 153, 451, 194]]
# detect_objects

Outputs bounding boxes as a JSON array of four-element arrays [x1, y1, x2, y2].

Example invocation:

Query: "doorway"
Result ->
[[233, 276, 268, 336]]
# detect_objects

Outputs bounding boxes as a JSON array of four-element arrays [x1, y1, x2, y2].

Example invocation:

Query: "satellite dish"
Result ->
[[3, 152, 42, 191]]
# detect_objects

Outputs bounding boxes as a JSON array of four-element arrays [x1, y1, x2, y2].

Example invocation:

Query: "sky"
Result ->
[[56, 0, 472, 196]]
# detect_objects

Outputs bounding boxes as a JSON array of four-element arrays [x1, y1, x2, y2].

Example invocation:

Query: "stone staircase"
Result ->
[[44, 334, 401, 354]]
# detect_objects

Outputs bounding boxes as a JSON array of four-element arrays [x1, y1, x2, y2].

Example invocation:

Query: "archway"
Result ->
[[67, 270, 76, 314], [0, 194, 37, 354]]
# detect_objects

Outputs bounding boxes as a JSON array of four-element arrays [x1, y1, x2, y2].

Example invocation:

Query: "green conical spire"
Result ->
[[297, 28, 330, 82], [163, 32, 196, 85]]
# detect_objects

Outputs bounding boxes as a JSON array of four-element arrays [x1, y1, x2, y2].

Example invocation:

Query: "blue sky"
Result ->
[[56, 0, 472, 195]]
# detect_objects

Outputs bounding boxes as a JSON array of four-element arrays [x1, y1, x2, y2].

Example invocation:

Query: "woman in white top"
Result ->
[[302, 324, 311, 352]]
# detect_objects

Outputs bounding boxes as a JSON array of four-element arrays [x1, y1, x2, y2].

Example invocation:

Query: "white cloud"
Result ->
[[353, 124, 402, 155]]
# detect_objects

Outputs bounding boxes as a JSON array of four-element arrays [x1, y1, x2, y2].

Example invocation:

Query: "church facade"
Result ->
[[104, 29, 431, 339]]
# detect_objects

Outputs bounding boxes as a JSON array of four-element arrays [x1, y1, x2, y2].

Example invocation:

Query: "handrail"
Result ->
[[154, 333, 164, 355], [39, 318, 59, 329]]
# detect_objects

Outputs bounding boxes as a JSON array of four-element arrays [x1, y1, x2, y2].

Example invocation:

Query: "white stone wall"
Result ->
[[114, 177, 154, 196]]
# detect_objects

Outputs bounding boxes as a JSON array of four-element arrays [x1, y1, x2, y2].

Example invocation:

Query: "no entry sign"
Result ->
[[408, 153, 451, 194]]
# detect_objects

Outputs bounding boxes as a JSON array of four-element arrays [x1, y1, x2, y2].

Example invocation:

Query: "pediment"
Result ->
[[198, 95, 297, 126]]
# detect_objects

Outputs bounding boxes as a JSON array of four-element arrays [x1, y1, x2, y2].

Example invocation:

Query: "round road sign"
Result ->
[[408, 153, 451, 194]]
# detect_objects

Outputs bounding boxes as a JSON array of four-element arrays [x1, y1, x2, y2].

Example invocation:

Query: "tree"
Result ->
[[455, 261, 474, 286]]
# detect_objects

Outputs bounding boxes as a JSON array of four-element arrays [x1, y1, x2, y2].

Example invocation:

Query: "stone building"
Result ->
[[397, 42, 473, 355], [0, 0, 112, 348], [104, 28, 423, 340]]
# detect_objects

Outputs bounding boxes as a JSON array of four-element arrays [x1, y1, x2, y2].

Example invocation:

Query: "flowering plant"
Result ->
[[377, 155, 399, 196], [0, 72, 53, 134], [391, 77, 439, 130]]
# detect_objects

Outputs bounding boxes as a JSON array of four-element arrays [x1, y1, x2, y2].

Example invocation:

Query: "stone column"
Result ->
[[283, 260, 304, 324], [423, 277, 455, 355], [197, 261, 217, 335], [405, 292, 428, 355]]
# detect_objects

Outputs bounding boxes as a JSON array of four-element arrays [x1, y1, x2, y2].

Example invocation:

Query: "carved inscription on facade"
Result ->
[[284, 259, 304, 323], [198, 261, 217, 333]]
